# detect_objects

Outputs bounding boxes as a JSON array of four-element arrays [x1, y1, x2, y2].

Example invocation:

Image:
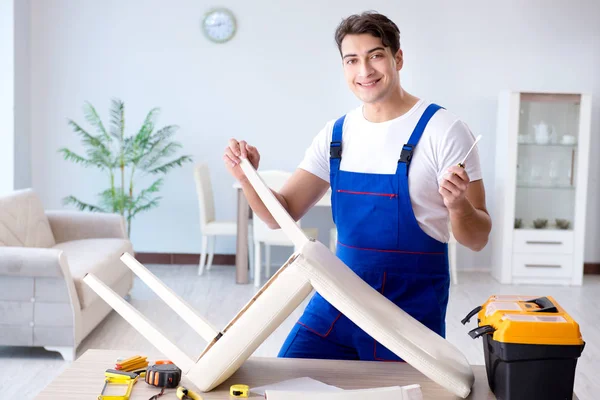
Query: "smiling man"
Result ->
[[223, 11, 491, 361]]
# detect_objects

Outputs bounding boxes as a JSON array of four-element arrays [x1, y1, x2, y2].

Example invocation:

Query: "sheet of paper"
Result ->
[[264, 384, 423, 400], [250, 377, 342, 396]]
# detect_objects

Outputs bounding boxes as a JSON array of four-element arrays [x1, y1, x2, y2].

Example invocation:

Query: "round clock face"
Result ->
[[202, 8, 236, 43]]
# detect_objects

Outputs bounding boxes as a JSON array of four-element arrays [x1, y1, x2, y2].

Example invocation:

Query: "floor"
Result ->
[[1, 264, 598, 400]]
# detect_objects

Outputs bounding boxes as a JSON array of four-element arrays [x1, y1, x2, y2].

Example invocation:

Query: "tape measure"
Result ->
[[230, 384, 249, 398], [145, 362, 182, 389]]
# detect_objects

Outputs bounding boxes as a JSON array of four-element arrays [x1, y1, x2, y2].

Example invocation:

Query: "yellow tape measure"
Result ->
[[230, 384, 249, 397]]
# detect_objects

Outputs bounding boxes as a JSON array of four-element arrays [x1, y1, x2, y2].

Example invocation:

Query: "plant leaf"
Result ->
[[58, 148, 96, 167], [98, 187, 129, 213], [130, 197, 161, 218], [147, 155, 193, 175], [139, 141, 181, 171], [135, 178, 164, 203], [109, 98, 125, 140], [62, 196, 106, 212], [138, 108, 160, 142], [67, 120, 114, 169], [150, 124, 178, 142], [83, 102, 111, 142]]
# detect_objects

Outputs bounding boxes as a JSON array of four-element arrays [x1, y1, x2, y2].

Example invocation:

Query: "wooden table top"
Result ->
[[35, 349, 578, 399]]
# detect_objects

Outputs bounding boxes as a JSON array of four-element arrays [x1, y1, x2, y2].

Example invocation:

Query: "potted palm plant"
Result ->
[[59, 98, 192, 237]]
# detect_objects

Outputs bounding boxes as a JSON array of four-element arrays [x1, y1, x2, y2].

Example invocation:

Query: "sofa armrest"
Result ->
[[0, 246, 84, 345], [0, 247, 67, 277], [45, 210, 128, 243]]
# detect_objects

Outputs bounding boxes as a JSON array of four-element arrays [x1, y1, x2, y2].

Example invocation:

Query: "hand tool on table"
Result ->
[[98, 369, 139, 400], [115, 355, 149, 372], [145, 361, 182, 388], [230, 384, 250, 398], [176, 386, 203, 399]]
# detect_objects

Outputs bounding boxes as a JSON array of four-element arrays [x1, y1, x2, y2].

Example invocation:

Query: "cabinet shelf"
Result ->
[[514, 227, 573, 232], [516, 183, 575, 190], [518, 142, 577, 148]]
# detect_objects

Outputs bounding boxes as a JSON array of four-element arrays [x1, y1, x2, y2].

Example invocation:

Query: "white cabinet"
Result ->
[[491, 91, 592, 285]]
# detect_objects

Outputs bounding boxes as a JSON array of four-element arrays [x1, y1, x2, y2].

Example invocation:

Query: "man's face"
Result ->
[[340, 33, 403, 104]]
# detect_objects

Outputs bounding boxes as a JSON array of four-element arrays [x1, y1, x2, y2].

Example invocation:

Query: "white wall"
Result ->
[[14, 0, 31, 189], [0, 0, 15, 195], [28, 0, 600, 269]]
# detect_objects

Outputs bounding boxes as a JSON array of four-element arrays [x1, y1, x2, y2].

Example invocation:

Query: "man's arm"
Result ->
[[440, 166, 491, 252], [238, 168, 330, 229]]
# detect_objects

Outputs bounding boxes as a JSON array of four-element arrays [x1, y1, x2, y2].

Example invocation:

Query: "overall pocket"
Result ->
[[335, 189, 399, 250]]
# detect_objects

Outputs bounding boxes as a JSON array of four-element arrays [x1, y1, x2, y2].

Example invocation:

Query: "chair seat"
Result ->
[[203, 221, 237, 236], [53, 238, 133, 309]]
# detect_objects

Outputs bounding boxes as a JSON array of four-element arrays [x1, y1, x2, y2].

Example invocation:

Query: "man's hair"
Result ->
[[334, 11, 401, 56]]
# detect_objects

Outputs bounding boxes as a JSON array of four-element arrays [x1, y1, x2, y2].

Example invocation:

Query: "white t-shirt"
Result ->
[[298, 99, 482, 243]]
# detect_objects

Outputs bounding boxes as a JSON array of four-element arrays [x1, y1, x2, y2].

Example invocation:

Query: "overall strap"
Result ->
[[329, 115, 346, 181], [397, 103, 444, 176]]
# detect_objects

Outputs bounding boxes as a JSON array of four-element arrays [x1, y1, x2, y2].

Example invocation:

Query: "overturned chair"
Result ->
[[83, 159, 475, 398]]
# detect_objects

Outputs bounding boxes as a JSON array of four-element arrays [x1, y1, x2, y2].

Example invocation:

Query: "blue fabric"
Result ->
[[278, 103, 450, 361]]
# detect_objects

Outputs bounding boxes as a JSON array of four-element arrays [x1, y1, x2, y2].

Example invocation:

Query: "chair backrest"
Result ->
[[0, 188, 56, 248], [193, 163, 216, 227], [252, 170, 298, 244]]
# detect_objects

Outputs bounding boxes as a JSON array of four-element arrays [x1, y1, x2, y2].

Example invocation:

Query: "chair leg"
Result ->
[[206, 236, 216, 270], [265, 244, 271, 279], [198, 235, 208, 275], [329, 227, 337, 252], [449, 242, 458, 284], [254, 241, 262, 287], [247, 223, 255, 275]]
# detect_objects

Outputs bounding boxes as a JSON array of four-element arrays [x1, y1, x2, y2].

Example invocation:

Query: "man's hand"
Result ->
[[221, 137, 329, 230], [439, 165, 470, 212], [223, 138, 260, 182], [440, 166, 491, 252]]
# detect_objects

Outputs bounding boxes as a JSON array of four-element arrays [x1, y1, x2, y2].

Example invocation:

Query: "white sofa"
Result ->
[[0, 188, 134, 360]]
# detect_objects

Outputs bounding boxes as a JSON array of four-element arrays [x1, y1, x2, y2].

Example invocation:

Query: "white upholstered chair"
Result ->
[[194, 163, 240, 275]]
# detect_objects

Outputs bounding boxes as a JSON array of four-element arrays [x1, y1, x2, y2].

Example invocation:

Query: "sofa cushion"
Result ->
[[0, 189, 56, 248], [53, 238, 133, 309]]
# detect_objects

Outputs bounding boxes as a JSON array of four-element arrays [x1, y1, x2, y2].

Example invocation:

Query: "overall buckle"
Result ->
[[330, 141, 342, 159], [398, 144, 414, 164]]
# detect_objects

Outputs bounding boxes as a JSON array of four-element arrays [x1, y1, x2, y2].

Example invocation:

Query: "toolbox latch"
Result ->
[[468, 325, 495, 339], [461, 305, 482, 325]]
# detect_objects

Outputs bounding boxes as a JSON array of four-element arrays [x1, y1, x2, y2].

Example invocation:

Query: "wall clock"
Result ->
[[202, 8, 237, 43]]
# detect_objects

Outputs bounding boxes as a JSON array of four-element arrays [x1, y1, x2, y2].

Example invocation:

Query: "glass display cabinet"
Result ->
[[492, 91, 592, 285]]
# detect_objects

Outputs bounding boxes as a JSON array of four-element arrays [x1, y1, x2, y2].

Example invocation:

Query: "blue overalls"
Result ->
[[278, 104, 450, 361]]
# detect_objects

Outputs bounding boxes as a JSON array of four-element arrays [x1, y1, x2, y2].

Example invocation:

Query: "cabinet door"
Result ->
[[513, 93, 581, 232]]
